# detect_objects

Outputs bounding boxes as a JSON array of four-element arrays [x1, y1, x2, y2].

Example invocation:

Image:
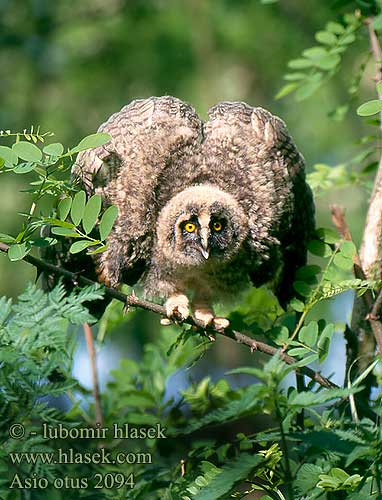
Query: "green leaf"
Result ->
[[303, 47, 327, 60], [175, 384, 264, 435], [339, 33, 356, 45], [340, 241, 356, 258], [69, 240, 97, 254], [288, 347, 310, 357], [290, 298, 305, 312], [288, 58, 313, 69], [308, 239, 332, 257], [69, 132, 111, 155], [275, 82, 299, 100], [88, 244, 107, 255], [296, 265, 321, 280], [269, 325, 289, 345], [8, 243, 29, 261], [316, 227, 338, 244], [295, 79, 322, 101], [13, 162, 35, 174], [289, 387, 358, 408], [70, 190, 86, 226], [318, 323, 335, 363], [315, 31, 337, 45], [292, 354, 318, 367], [283, 73, 306, 81], [51, 227, 79, 237], [82, 194, 102, 234], [333, 254, 353, 270], [357, 100, 382, 117], [377, 81, 382, 96], [99, 205, 118, 240], [293, 281, 312, 297], [192, 454, 264, 500], [326, 22, 345, 34], [12, 141, 42, 162], [0, 146, 18, 166], [57, 197, 72, 221], [0, 233, 16, 244], [299, 321, 318, 347], [296, 463, 324, 495], [122, 390, 156, 409], [43, 218, 75, 229], [43, 143, 64, 156], [315, 53, 340, 70]]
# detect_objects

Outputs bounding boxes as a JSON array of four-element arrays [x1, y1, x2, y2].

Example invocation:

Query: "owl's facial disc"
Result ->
[[157, 185, 248, 266], [179, 210, 229, 261]]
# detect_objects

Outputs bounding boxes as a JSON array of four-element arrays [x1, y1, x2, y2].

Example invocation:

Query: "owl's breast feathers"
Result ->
[[70, 96, 314, 308]]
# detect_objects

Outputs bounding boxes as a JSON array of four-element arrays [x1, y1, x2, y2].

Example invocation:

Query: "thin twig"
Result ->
[[362, 20, 382, 280], [83, 322, 104, 427], [370, 289, 382, 320], [366, 17, 382, 85], [330, 205, 382, 353], [0, 242, 337, 389]]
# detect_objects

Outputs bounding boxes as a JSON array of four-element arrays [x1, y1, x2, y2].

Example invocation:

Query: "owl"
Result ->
[[73, 96, 315, 329]]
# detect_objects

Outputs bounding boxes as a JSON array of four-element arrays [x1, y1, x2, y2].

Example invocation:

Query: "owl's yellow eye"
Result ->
[[184, 222, 196, 233], [213, 221, 223, 232]]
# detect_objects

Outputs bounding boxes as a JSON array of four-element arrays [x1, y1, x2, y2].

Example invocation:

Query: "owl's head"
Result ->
[[157, 185, 248, 267]]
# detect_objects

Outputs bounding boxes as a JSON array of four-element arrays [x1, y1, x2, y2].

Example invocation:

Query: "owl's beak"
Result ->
[[199, 228, 210, 259]]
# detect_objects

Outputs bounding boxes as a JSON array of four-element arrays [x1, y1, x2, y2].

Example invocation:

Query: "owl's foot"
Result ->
[[212, 317, 230, 330], [193, 306, 230, 331], [164, 294, 190, 323]]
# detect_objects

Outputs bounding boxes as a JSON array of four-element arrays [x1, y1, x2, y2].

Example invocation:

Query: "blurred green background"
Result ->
[[0, 0, 374, 299]]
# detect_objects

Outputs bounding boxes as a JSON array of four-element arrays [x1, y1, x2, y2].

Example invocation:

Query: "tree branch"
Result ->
[[0, 241, 336, 389], [340, 20, 382, 369], [331, 205, 382, 403], [330, 205, 382, 354], [366, 17, 382, 85], [83, 322, 104, 427]]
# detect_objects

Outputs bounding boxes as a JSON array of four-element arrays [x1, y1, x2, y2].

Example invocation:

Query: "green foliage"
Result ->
[[276, 14, 361, 101], [1, 2, 382, 500], [49, 190, 118, 255], [0, 132, 117, 259], [357, 81, 382, 116]]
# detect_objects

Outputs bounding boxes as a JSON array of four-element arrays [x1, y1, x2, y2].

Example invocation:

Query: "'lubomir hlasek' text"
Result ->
[[42, 423, 167, 439]]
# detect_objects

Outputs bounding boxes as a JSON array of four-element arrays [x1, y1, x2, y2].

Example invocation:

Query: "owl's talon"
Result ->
[[165, 294, 190, 322], [212, 317, 230, 330], [205, 332, 216, 342], [193, 308, 215, 329], [160, 317, 173, 326]]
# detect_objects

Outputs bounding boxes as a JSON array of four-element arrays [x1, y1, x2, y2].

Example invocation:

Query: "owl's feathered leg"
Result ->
[[164, 293, 190, 322]]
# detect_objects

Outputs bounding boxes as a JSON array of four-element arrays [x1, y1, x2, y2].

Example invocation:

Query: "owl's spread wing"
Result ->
[[73, 96, 202, 286], [204, 101, 315, 305]]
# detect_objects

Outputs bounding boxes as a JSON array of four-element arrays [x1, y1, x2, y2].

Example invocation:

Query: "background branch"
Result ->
[[83, 322, 104, 427], [343, 20, 382, 375], [0, 241, 336, 389], [331, 206, 382, 398]]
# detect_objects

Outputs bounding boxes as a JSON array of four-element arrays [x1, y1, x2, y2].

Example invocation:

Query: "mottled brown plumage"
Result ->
[[73, 96, 314, 327]]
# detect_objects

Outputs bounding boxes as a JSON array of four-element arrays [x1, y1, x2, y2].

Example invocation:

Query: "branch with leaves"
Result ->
[[0, 241, 337, 390]]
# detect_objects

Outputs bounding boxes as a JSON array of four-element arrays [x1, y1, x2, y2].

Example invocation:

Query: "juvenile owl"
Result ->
[[73, 96, 314, 328]]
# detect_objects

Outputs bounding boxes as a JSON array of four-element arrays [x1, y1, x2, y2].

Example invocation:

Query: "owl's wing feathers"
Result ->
[[204, 102, 315, 305], [73, 96, 203, 286]]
